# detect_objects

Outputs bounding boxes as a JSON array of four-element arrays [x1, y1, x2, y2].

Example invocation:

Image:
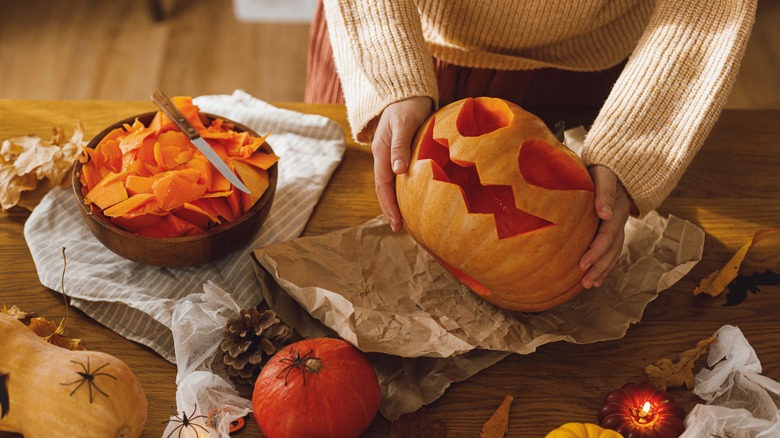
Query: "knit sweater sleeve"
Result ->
[[581, 0, 757, 215], [322, 0, 439, 143]]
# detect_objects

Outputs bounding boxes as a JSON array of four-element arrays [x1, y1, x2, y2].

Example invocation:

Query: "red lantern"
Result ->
[[396, 97, 599, 312], [252, 338, 381, 438], [597, 382, 686, 438]]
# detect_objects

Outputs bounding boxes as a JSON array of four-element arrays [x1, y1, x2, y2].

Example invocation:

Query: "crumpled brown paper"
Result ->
[[0, 124, 85, 211], [251, 211, 704, 420]]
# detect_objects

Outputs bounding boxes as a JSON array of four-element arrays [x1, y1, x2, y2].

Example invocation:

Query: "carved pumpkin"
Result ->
[[546, 422, 623, 438], [597, 382, 686, 438], [396, 97, 599, 311], [252, 338, 381, 438]]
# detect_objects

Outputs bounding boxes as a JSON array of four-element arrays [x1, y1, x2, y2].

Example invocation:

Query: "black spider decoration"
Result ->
[[60, 356, 117, 403], [165, 404, 211, 438], [276, 348, 322, 386]]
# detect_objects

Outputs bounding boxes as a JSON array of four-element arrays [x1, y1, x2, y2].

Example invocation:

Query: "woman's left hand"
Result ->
[[579, 165, 633, 288]]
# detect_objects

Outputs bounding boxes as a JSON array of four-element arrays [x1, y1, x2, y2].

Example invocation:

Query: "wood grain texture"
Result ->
[[0, 0, 778, 109], [0, 0, 310, 102], [1, 102, 779, 437]]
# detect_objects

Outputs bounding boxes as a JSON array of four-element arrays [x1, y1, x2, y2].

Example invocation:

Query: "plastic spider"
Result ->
[[60, 356, 117, 403], [165, 404, 211, 438], [276, 348, 320, 386]]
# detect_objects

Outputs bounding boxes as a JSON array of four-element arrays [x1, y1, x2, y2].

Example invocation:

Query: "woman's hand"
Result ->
[[371, 96, 433, 232], [579, 165, 633, 288]]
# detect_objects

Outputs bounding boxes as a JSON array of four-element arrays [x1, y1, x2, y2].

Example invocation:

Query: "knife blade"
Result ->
[[151, 89, 251, 194]]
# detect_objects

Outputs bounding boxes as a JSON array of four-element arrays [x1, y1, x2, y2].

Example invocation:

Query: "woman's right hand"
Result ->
[[371, 96, 433, 232]]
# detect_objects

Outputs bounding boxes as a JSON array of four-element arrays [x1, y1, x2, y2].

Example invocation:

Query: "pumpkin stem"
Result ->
[[60, 247, 72, 334], [304, 357, 322, 374]]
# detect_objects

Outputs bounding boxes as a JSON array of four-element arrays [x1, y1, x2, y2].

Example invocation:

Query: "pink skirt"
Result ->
[[305, 1, 624, 126]]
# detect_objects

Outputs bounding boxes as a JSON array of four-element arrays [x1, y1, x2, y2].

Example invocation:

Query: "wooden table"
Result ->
[[1, 101, 779, 437]]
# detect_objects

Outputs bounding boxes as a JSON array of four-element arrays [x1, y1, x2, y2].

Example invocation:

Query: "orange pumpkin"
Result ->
[[252, 338, 381, 438], [396, 97, 599, 312]]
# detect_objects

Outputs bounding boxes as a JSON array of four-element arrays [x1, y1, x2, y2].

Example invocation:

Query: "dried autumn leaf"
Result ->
[[26, 316, 85, 351], [47, 331, 86, 351], [481, 395, 513, 438], [694, 242, 752, 297], [0, 124, 85, 211], [645, 337, 717, 390], [1, 304, 36, 321], [694, 229, 780, 297], [388, 409, 447, 438]]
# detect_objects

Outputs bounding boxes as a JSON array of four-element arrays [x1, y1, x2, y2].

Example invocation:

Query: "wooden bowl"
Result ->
[[72, 111, 278, 267]]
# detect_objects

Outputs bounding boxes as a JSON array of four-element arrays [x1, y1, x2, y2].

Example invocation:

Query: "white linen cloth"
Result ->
[[23, 90, 347, 363]]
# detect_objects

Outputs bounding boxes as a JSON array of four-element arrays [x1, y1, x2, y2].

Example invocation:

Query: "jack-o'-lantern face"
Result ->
[[396, 97, 599, 312]]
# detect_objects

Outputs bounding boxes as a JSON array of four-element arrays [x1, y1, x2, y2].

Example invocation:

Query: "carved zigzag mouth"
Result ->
[[417, 118, 553, 240], [415, 97, 595, 240]]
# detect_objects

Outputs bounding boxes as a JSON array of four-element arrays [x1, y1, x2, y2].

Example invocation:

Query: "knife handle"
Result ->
[[151, 89, 200, 139]]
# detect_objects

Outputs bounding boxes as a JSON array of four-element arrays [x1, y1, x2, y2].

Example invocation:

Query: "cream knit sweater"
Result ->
[[323, 0, 757, 214]]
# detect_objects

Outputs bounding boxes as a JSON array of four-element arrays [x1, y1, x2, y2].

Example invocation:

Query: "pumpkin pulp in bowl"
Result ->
[[72, 97, 279, 267]]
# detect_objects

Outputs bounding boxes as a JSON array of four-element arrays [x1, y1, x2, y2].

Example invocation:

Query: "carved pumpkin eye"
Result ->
[[418, 118, 553, 240], [519, 139, 595, 192], [456, 97, 513, 137]]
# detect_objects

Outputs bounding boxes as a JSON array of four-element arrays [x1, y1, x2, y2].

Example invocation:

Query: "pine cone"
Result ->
[[221, 305, 293, 385]]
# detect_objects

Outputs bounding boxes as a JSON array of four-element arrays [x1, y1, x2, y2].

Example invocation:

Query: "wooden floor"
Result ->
[[0, 0, 311, 102], [1, 0, 779, 107]]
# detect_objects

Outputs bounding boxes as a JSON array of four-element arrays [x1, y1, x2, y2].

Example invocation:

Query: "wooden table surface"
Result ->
[[1, 100, 779, 437]]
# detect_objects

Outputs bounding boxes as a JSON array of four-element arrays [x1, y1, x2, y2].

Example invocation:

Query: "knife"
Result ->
[[151, 89, 251, 194]]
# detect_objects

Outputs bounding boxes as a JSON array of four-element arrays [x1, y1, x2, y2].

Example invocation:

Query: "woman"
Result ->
[[306, 0, 757, 289]]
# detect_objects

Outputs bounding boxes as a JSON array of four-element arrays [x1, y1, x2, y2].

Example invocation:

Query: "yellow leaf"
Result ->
[[742, 229, 780, 276], [645, 337, 717, 390], [481, 395, 513, 438], [694, 228, 780, 297]]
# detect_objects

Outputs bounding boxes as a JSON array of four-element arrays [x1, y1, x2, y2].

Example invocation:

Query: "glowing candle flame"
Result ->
[[631, 401, 654, 425]]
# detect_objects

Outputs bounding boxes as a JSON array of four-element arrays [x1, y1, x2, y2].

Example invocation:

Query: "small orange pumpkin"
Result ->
[[396, 97, 599, 312], [546, 422, 623, 438], [252, 338, 381, 438]]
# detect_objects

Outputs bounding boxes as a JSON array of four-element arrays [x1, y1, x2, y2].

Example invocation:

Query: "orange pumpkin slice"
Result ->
[[78, 96, 277, 237], [84, 171, 128, 210]]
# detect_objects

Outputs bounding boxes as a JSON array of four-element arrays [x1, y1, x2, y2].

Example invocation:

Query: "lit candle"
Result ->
[[630, 401, 654, 425], [597, 382, 685, 438]]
